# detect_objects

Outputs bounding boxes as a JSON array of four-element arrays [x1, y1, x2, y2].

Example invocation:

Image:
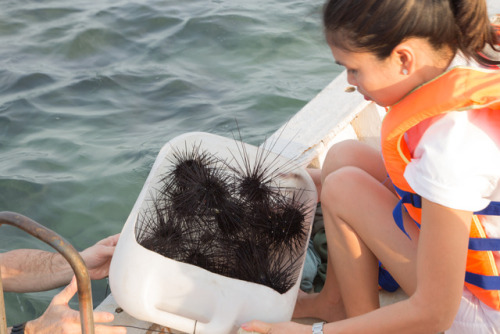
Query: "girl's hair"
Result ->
[[323, 0, 500, 67]]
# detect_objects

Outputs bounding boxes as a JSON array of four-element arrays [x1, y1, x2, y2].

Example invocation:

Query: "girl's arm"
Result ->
[[242, 198, 472, 334]]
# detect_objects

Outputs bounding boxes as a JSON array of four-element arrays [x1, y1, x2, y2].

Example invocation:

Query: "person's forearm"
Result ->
[[0, 249, 73, 292]]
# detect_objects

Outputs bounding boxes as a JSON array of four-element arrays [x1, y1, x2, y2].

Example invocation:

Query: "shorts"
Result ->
[[446, 287, 500, 333]]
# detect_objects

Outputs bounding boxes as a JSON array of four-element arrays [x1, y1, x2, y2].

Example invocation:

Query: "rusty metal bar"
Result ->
[[0, 211, 95, 334], [0, 265, 6, 334]]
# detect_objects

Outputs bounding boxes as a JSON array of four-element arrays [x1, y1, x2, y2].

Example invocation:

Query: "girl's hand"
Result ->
[[25, 276, 127, 334], [240, 320, 310, 334]]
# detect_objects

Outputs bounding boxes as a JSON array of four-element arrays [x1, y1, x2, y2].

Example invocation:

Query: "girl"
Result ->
[[241, 0, 500, 333]]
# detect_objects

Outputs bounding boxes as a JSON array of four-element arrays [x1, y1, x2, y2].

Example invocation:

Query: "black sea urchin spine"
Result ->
[[267, 190, 312, 253], [167, 142, 216, 190], [135, 192, 187, 260]]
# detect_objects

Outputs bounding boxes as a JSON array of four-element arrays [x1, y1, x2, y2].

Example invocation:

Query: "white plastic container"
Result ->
[[109, 132, 317, 334]]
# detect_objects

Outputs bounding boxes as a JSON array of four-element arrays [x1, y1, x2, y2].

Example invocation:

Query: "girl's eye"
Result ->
[[347, 68, 358, 75]]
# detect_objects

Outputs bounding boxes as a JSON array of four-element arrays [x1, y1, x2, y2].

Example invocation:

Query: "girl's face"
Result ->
[[329, 44, 415, 107]]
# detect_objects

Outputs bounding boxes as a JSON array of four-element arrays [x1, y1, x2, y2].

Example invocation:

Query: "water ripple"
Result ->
[[0, 71, 56, 95]]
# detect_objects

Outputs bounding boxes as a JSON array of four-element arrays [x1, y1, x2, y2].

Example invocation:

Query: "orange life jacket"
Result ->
[[381, 66, 500, 310]]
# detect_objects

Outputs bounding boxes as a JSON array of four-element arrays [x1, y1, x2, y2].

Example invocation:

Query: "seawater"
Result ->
[[0, 0, 340, 326]]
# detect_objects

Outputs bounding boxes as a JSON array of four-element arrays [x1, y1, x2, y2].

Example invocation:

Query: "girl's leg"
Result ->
[[293, 258, 346, 322], [321, 139, 392, 190], [295, 140, 418, 321], [307, 139, 390, 198], [307, 168, 322, 200], [296, 140, 390, 321], [322, 166, 420, 317]]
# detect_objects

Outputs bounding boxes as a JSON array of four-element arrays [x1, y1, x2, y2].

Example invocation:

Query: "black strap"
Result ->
[[11, 323, 26, 334]]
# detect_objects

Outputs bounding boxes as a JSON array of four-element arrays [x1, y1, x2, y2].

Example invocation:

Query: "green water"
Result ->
[[0, 0, 341, 325]]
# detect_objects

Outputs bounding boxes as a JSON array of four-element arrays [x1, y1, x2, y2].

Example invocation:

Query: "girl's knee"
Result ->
[[322, 140, 373, 177], [323, 140, 359, 167], [322, 140, 385, 185], [321, 166, 364, 204]]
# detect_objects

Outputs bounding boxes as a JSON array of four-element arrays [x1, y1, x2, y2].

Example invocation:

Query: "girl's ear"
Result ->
[[393, 42, 415, 76]]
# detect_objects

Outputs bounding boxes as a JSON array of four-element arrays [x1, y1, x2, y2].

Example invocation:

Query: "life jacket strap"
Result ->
[[393, 187, 500, 216], [392, 187, 421, 239], [393, 188, 500, 250], [475, 201, 500, 216], [469, 237, 500, 251], [465, 271, 500, 290]]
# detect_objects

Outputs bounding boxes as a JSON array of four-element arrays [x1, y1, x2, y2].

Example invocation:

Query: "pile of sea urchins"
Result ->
[[136, 141, 312, 294]]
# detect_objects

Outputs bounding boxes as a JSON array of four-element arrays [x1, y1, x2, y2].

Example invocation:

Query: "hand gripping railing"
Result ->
[[0, 211, 95, 334]]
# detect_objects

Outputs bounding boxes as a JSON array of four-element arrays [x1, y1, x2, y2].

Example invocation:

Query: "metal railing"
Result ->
[[0, 211, 95, 334]]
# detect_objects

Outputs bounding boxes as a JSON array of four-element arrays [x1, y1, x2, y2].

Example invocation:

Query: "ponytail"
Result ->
[[451, 0, 500, 66], [323, 0, 500, 67]]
